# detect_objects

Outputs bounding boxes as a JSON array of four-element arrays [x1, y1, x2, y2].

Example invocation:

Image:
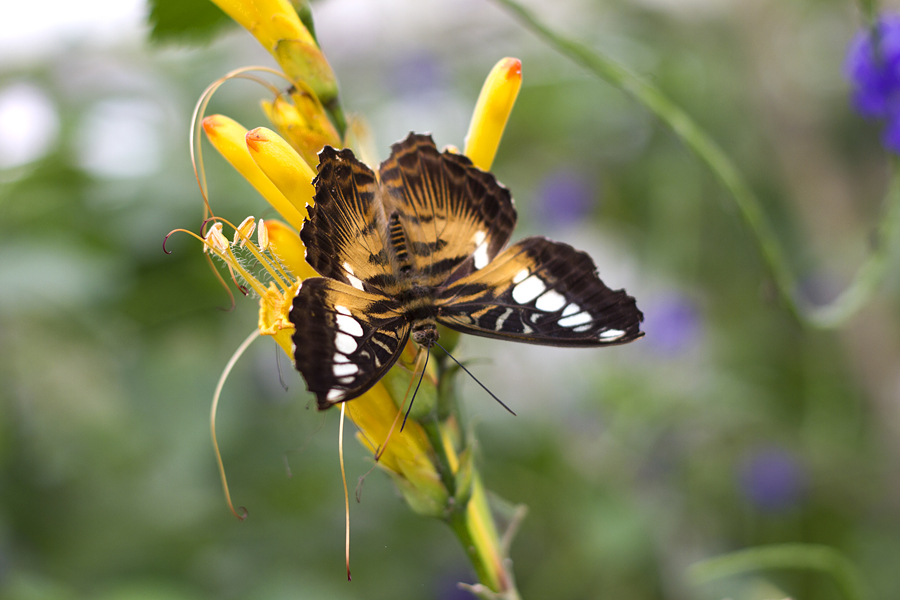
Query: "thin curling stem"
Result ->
[[339, 403, 351, 581], [493, 0, 900, 330], [211, 328, 260, 520]]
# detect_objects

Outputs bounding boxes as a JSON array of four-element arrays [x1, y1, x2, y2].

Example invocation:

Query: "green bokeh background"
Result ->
[[2, 1, 899, 599]]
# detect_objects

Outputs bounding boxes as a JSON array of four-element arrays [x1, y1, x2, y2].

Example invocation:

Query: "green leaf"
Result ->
[[147, 0, 235, 44]]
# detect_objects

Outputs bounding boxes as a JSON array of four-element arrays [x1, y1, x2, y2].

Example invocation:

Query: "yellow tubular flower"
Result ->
[[245, 127, 317, 217], [203, 115, 307, 231], [262, 86, 341, 169], [346, 383, 448, 517], [464, 57, 522, 171], [209, 0, 338, 106], [210, 0, 314, 52], [263, 219, 318, 280]]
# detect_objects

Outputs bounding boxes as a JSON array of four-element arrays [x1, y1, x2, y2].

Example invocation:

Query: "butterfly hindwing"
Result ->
[[290, 278, 410, 408], [378, 133, 517, 286], [436, 236, 643, 346]]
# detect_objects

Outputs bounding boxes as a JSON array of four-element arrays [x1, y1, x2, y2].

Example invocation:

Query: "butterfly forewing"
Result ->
[[378, 134, 517, 286], [436, 236, 643, 346], [301, 146, 395, 294], [290, 278, 410, 408]]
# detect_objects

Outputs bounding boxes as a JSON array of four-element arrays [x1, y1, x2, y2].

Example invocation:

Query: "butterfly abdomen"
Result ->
[[388, 212, 412, 274]]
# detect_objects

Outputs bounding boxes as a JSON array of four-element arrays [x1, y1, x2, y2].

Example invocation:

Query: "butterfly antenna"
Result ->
[[401, 348, 430, 431], [434, 341, 516, 416], [339, 403, 352, 581]]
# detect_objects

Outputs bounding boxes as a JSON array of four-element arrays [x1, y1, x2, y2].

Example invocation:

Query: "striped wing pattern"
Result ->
[[291, 278, 410, 407], [378, 134, 516, 287], [290, 132, 644, 408], [436, 237, 643, 346], [300, 146, 395, 294]]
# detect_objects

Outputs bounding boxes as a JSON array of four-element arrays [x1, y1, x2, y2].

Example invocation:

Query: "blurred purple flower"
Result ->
[[642, 294, 701, 355], [738, 447, 807, 512], [390, 53, 444, 99], [845, 14, 900, 152], [534, 169, 594, 227]]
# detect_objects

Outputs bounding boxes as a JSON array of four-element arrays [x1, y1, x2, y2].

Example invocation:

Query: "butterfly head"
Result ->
[[411, 320, 439, 348]]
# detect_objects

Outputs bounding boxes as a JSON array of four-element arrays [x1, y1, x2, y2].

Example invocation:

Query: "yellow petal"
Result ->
[[258, 279, 299, 355], [262, 90, 339, 169], [346, 383, 435, 476], [464, 57, 522, 171], [245, 127, 317, 219], [211, 0, 338, 105], [263, 219, 319, 280], [203, 115, 307, 231], [209, 0, 314, 51]]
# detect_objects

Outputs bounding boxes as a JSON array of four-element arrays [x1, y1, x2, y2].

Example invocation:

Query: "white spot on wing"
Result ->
[[333, 362, 359, 377], [334, 352, 350, 363], [562, 303, 581, 317], [327, 389, 344, 402], [558, 311, 592, 328], [512, 275, 546, 304], [472, 231, 489, 270], [599, 329, 625, 340], [495, 307, 513, 331], [335, 313, 364, 337], [334, 332, 357, 354], [343, 261, 364, 290], [535, 290, 566, 312], [573, 324, 593, 333], [337, 376, 355, 384], [513, 268, 529, 284]]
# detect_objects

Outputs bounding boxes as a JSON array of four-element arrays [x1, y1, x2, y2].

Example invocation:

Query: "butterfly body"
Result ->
[[290, 133, 643, 409]]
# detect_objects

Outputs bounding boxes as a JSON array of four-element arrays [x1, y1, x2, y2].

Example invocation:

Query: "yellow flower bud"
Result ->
[[210, 0, 338, 106], [202, 115, 307, 231], [261, 87, 340, 169], [245, 127, 317, 218], [464, 58, 522, 171]]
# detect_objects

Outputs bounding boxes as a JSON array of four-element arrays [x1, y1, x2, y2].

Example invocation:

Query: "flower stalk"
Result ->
[[185, 2, 527, 591]]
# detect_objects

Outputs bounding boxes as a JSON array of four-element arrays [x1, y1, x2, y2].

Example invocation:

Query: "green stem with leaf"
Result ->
[[690, 543, 869, 600], [494, 0, 900, 330]]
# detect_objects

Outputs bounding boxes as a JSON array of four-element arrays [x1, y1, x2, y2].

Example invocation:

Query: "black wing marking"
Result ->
[[378, 133, 517, 287], [290, 278, 410, 408], [301, 146, 395, 294], [436, 236, 644, 346]]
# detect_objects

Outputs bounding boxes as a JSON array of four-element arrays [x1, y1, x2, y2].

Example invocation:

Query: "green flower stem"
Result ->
[[494, 0, 900, 329], [448, 477, 511, 595], [689, 543, 869, 600], [420, 415, 517, 596], [807, 166, 900, 327]]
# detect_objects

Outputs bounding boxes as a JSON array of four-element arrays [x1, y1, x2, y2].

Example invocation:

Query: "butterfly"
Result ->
[[289, 133, 644, 409]]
